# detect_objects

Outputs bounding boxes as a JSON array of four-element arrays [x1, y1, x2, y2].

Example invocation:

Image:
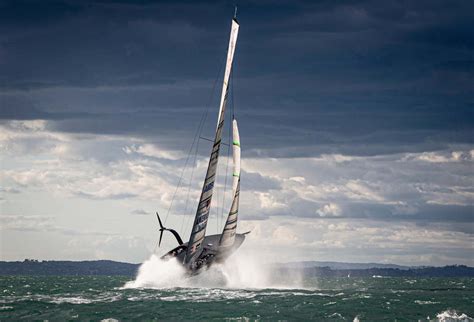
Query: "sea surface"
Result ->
[[1, 274, 473, 321]]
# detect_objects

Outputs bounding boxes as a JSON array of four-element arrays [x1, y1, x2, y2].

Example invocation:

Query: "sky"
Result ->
[[1, 0, 473, 266]]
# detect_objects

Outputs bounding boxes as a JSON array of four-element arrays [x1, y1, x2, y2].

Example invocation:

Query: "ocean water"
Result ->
[[1, 256, 473, 321]]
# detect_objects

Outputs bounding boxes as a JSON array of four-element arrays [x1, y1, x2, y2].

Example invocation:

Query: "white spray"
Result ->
[[124, 251, 306, 290]]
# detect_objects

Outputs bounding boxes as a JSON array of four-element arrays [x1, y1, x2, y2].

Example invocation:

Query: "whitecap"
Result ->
[[49, 297, 92, 304], [328, 313, 344, 319], [415, 300, 440, 305], [436, 310, 473, 322], [0, 306, 14, 311], [324, 301, 336, 306]]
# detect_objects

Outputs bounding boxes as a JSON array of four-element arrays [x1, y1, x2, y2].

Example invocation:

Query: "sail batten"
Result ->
[[184, 19, 239, 264]]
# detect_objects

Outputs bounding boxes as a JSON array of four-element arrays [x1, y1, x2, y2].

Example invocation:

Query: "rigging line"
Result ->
[[164, 57, 225, 227], [220, 69, 234, 225], [163, 105, 206, 226], [220, 113, 231, 222], [181, 140, 199, 238], [231, 60, 236, 120], [177, 54, 226, 236], [153, 238, 160, 254], [180, 136, 200, 235], [229, 67, 236, 199], [214, 149, 221, 232], [199, 136, 230, 145], [218, 132, 230, 227], [225, 65, 237, 222]]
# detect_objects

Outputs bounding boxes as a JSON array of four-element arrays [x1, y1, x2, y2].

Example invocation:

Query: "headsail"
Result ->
[[184, 18, 239, 264], [219, 119, 241, 247]]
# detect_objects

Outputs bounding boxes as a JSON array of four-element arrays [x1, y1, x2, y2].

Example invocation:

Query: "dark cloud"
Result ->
[[0, 0, 473, 158], [241, 170, 281, 191], [0, 0, 84, 27]]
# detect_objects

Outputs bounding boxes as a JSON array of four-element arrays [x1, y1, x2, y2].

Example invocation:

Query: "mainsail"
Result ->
[[219, 119, 241, 247], [184, 18, 239, 264]]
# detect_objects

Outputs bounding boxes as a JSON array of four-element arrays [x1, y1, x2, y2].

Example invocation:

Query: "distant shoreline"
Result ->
[[1, 260, 473, 277]]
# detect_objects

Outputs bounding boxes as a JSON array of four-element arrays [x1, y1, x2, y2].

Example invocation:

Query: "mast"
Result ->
[[219, 119, 241, 247], [184, 17, 239, 264]]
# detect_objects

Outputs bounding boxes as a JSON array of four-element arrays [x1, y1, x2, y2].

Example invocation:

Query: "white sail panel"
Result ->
[[216, 19, 239, 129], [231, 119, 241, 194], [184, 19, 240, 264], [219, 119, 241, 247]]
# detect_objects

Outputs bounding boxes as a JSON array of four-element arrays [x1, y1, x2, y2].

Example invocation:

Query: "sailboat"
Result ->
[[155, 13, 248, 274]]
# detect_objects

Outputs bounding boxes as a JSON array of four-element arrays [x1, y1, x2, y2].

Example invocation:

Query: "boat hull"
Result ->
[[161, 233, 246, 274]]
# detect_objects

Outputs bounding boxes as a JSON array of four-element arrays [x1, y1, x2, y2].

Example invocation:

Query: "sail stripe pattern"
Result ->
[[184, 19, 239, 264], [219, 119, 241, 247]]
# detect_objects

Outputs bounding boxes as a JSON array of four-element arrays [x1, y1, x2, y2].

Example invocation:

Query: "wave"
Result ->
[[415, 300, 440, 305], [435, 310, 473, 322], [1, 293, 123, 305]]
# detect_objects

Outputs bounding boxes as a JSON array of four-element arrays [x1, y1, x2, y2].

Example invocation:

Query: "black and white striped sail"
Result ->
[[219, 119, 241, 247], [184, 18, 239, 264]]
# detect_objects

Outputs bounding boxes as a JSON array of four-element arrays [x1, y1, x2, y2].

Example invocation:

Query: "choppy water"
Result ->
[[1, 274, 473, 321]]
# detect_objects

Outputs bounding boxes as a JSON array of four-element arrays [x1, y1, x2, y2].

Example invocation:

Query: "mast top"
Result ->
[[234, 5, 238, 20]]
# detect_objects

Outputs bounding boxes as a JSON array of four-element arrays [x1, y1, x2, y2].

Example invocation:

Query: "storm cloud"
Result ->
[[1, 0, 473, 265]]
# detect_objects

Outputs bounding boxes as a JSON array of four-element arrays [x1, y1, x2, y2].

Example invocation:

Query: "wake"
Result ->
[[124, 252, 305, 290]]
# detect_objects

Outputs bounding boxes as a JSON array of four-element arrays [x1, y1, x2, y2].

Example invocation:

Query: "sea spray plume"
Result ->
[[218, 252, 270, 289], [125, 251, 308, 290], [181, 251, 307, 289], [218, 251, 307, 289], [124, 255, 228, 289], [123, 255, 186, 289]]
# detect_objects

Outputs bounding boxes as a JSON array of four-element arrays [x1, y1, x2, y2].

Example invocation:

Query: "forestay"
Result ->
[[184, 18, 239, 264]]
